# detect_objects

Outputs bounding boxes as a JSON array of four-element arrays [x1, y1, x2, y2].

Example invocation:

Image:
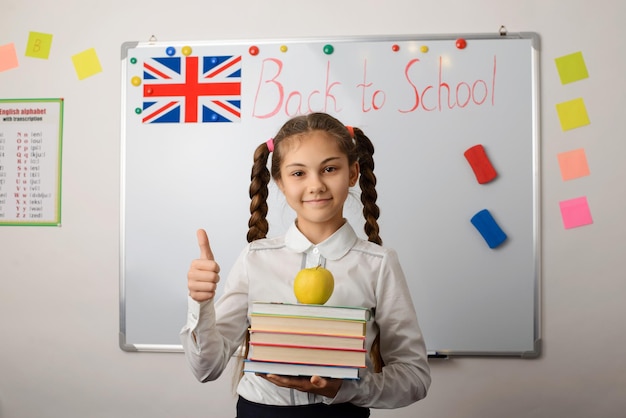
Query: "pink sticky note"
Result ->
[[559, 196, 593, 229], [557, 148, 590, 181], [0, 42, 19, 72]]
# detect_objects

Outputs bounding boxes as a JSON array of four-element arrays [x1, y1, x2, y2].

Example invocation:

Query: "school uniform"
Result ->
[[181, 221, 430, 415]]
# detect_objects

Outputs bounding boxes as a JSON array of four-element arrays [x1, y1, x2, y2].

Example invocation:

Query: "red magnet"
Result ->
[[464, 144, 497, 184], [392, 44, 400, 52], [249, 45, 259, 56], [456, 38, 467, 49]]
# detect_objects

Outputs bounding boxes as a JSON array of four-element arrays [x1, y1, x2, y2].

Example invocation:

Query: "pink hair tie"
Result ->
[[266, 138, 274, 152], [345, 125, 354, 138]]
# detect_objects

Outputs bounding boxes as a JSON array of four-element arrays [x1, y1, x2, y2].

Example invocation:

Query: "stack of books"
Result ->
[[243, 301, 371, 379]]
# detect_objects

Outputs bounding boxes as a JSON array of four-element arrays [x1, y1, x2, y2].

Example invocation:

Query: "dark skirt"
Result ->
[[236, 395, 370, 418]]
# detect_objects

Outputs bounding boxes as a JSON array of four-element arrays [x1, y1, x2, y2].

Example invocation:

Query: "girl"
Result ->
[[181, 112, 431, 417]]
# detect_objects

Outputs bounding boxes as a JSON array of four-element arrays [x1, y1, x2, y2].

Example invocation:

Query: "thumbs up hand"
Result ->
[[187, 229, 221, 302]]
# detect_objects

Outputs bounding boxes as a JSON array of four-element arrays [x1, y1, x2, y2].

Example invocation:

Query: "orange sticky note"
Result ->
[[25, 31, 54, 59], [557, 148, 590, 181], [71, 47, 102, 80], [556, 98, 590, 131], [559, 196, 593, 229], [0, 43, 19, 72]]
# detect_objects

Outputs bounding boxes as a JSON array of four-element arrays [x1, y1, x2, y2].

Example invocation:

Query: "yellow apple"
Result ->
[[293, 265, 334, 304]]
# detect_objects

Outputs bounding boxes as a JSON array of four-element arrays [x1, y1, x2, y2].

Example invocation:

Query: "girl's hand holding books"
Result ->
[[257, 373, 343, 398]]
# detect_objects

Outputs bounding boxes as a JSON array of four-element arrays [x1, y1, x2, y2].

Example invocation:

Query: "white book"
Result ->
[[251, 301, 371, 321], [243, 360, 361, 380]]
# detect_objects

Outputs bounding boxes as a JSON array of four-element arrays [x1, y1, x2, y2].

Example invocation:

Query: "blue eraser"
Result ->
[[470, 209, 507, 249]]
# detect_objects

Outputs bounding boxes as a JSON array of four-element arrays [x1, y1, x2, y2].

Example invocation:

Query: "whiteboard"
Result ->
[[119, 32, 541, 357]]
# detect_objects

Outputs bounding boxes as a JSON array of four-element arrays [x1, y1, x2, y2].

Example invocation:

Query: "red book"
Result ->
[[249, 330, 365, 350], [248, 342, 367, 368]]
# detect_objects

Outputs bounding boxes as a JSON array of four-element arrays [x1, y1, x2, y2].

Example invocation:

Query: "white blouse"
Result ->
[[180, 221, 431, 408]]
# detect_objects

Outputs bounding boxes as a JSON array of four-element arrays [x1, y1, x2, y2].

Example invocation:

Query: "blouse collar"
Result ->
[[285, 220, 358, 261]]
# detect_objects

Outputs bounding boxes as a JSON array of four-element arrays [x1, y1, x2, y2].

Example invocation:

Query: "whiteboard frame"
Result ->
[[119, 31, 542, 357]]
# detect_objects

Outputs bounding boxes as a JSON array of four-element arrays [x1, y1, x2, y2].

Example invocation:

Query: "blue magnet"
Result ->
[[470, 209, 507, 249], [166, 46, 176, 56]]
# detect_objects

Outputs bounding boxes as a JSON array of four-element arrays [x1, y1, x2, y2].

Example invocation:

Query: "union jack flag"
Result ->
[[141, 55, 242, 123]]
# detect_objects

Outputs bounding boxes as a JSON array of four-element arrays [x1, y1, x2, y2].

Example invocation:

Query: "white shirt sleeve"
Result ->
[[328, 249, 431, 408], [180, 248, 250, 383]]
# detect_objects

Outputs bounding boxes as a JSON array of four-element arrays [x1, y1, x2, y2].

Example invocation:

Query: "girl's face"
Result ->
[[276, 131, 359, 243]]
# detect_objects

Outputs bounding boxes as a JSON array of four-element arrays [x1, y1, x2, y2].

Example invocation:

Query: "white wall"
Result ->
[[1, 0, 625, 417]]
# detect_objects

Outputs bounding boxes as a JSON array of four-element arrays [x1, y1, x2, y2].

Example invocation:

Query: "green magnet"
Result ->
[[323, 44, 334, 55]]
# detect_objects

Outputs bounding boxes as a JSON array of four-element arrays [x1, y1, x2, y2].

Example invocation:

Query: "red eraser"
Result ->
[[464, 144, 497, 184]]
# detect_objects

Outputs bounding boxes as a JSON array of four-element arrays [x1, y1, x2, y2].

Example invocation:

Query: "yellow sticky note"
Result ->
[[71, 47, 102, 80], [557, 148, 590, 181], [555, 51, 589, 85], [25, 31, 54, 59], [556, 98, 590, 131], [0, 42, 19, 72]]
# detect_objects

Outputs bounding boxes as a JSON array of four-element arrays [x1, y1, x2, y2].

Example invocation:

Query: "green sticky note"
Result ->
[[71, 47, 102, 80], [556, 98, 590, 131], [25, 31, 53, 59], [555, 51, 589, 85]]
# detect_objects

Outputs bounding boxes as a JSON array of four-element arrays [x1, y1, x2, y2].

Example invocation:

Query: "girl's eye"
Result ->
[[292, 171, 304, 177], [324, 166, 337, 173]]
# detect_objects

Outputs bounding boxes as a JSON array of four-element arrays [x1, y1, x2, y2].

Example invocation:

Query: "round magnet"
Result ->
[[130, 57, 137, 64], [391, 44, 400, 52], [131, 76, 142, 87], [323, 44, 334, 55], [280, 45, 288, 53], [420, 45, 429, 53], [249, 45, 259, 56], [166, 46, 176, 56], [134, 107, 142, 115], [182, 46, 192, 56], [455, 38, 467, 49]]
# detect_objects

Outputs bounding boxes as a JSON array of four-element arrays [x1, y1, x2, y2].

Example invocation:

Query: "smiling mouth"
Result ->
[[303, 197, 331, 204]]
